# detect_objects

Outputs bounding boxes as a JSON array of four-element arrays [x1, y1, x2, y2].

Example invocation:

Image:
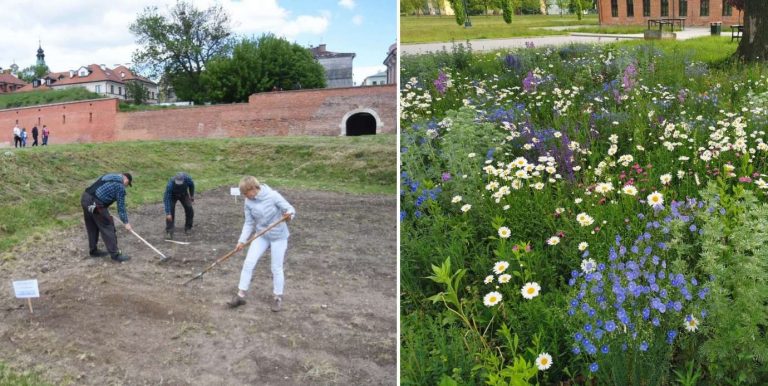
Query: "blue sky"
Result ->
[[0, 0, 396, 86]]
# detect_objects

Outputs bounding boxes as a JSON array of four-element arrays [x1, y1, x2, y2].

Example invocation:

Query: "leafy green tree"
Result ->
[[450, 0, 467, 25], [18, 64, 50, 83], [130, 0, 232, 104], [124, 81, 149, 105], [201, 34, 326, 103], [502, 0, 513, 23]]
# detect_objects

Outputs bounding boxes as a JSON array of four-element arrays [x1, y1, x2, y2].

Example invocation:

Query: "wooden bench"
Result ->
[[731, 24, 743, 42], [647, 18, 686, 32]]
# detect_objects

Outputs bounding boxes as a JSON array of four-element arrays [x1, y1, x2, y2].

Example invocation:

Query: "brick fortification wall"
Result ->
[[0, 85, 395, 146], [0, 99, 118, 146]]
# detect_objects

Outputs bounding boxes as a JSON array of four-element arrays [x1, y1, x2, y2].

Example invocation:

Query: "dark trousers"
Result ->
[[32, 134, 38, 146], [13, 135, 20, 148], [81, 191, 119, 257], [166, 194, 194, 232]]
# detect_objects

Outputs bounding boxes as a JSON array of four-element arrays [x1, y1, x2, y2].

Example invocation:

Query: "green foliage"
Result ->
[[451, 0, 467, 26], [0, 88, 102, 109], [124, 81, 149, 105], [130, 0, 233, 103], [0, 135, 395, 252], [695, 183, 768, 384], [201, 34, 326, 103], [17, 64, 50, 83], [672, 360, 703, 386], [502, 0, 513, 23], [0, 362, 48, 385]]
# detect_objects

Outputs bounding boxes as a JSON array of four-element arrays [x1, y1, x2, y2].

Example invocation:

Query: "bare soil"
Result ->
[[0, 187, 397, 385]]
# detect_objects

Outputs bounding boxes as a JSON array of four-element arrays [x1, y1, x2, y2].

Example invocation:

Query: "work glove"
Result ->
[[87, 203, 96, 214]]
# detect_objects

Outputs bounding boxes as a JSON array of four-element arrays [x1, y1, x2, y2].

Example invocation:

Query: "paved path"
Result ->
[[401, 27, 713, 55]]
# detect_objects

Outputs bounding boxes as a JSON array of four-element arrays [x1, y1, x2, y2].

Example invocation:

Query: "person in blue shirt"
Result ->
[[164, 172, 195, 239], [80, 173, 133, 262]]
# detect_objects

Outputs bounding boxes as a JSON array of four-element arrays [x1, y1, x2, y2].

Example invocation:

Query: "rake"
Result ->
[[183, 214, 290, 285]]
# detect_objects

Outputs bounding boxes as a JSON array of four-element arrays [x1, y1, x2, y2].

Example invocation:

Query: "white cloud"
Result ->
[[352, 15, 364, 26], [338, 0, 355, 10]]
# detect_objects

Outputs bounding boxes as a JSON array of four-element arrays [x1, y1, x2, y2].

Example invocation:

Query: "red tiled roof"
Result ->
[[46, 64, 125, 86], [15, 83, 52, 93], [112, 65, 155, 84], [0, 72, 27, 86]]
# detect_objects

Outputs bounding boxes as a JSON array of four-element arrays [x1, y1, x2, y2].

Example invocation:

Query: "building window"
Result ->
[[95, 85, 101, 93], [723, 1, 732, 16], [610, 0, 618, 17], [627, 0, 634, 16], [661, 0, 669, 16], [119, 87, 122, 95], [110, 85, 114, 94], [700, 0, 709, 16], [679, 0, 687, 16]]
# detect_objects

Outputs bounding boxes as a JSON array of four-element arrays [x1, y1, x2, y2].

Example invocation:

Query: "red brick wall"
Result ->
[[0, 85, 395, 146], [598, 0, 742, 26], [0, 98, 118, 146]]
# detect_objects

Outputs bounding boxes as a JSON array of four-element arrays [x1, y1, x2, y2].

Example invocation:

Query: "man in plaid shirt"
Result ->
[[164, 172, 195, 239], [80, 173, 133, 262]]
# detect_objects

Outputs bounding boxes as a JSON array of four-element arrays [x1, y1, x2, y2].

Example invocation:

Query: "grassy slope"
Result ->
[[401, 14, 598, 43], [0, 135, 396, 254]]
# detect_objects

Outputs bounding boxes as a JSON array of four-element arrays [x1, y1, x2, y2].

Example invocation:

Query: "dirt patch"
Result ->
[[0, 187, 396, 385]]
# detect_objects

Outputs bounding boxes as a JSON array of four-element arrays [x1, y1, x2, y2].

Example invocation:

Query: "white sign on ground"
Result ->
[[12, 279, 39, 298], [230, 187, 240, 196]]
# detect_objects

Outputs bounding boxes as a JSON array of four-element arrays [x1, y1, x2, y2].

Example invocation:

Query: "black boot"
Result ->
[[89, 249, 109, 257]]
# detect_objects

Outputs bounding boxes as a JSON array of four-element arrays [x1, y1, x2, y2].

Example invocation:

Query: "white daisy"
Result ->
[[498, 226, 512, 239], [483, 291, 502, 307], [576, 212, 594, 227], [498, 274, 512, 284], [578, 242, 589, 251], [461, 204, 472, 212], [546, 236, 560, 246], [581, 258, 597, 274], [484, 275, 494, 284], [684, 315, 700, 332], [622, 185, 638, 196], [647, 191, 664, 207], [493, 261, 510, 274], [451, 195, 462, 203], [521, 282, 541, 299], [535, 352, 553, 371], [660, 173, 672, 185]]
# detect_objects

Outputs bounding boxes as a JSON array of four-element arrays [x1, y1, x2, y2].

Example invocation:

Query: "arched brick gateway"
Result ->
[[340, 108, 382, 136]]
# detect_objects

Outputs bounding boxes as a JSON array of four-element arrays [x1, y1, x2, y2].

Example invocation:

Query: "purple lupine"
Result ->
[[433, 69, 448, 95], [523, 71, 537, 93], [622, 62, 637, 90], [504, 53, 522, 72]]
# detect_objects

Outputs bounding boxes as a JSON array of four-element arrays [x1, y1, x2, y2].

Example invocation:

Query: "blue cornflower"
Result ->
[[642, 308, 650, 320], [590, 362, 599, 372], [572, 346, 581, 354], [652, 317, 660, 326], [667, 330, 677, 344], [631, 245, 639, 254], [639, 341, 649, 351], [689, 224, 698, 232], [605, 320, 617, 332], [399, 211, 406, 221], [601, 345, 609, 354], [584, 323, 593, 332], [414, 210, 422, 218]]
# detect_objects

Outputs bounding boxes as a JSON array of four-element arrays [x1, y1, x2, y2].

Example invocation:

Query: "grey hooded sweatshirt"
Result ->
[[238, 184, 296, 243]]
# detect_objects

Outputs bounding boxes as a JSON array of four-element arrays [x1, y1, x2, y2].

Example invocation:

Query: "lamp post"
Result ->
[[462, 0, 472, 27]]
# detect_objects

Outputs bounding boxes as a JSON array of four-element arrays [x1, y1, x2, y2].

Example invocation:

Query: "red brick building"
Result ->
[[598, 0, 742, 26]]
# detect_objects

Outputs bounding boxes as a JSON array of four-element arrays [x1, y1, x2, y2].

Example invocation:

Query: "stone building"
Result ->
[[310, 44, 355, 88], [597, 0, 742, 26], [384, 43, 396, 85]]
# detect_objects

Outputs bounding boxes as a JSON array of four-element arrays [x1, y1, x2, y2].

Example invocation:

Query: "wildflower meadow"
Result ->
[[400, 39, 768, 385]]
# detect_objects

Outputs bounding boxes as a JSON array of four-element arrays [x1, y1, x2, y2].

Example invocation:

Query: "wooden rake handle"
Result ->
[[183, 214, 290, 285]]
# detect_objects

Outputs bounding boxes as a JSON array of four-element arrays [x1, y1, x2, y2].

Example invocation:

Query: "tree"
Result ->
[[502, 0, 513, 23], [201, 34, 326, 104], [18, 64, 49, 83], [554, 0, 569, 15], [124, 81, 149, 105], [130, 0, 233, 104], [450, 0, 467, 25], [736, 0, 768, 62]]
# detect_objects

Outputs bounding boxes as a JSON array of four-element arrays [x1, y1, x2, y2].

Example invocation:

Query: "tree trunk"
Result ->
[[736, 0, 768, 62]]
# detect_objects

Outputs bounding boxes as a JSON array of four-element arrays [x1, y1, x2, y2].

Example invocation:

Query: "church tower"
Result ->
[[36, 41, 46, 67]]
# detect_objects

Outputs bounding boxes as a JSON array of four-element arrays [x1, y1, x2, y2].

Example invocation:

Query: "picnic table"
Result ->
[[731, 24, 744, 42], [647, 18, 686, 32]]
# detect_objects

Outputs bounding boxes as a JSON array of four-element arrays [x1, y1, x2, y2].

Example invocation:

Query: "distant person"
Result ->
[[12, 124, 21, 148], [164, 172, 195, 239], [227, 176, 295, 312], [80, 173, 133, 262], [31, 126, 39, 146], [42, 125, 49, 146], [20, 128, 27, 147]]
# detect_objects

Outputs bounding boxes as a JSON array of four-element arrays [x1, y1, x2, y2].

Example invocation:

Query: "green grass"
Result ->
[[401, 14, 598, 43], [610, 35, 738, 64], [0, 88, 103, 109], [568, 25, 648, 34], [0, 362, 48, 386], [0, 135, 395, 253]]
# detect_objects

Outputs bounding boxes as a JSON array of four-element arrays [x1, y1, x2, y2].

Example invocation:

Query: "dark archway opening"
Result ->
[[346, 113, 376, 136]]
